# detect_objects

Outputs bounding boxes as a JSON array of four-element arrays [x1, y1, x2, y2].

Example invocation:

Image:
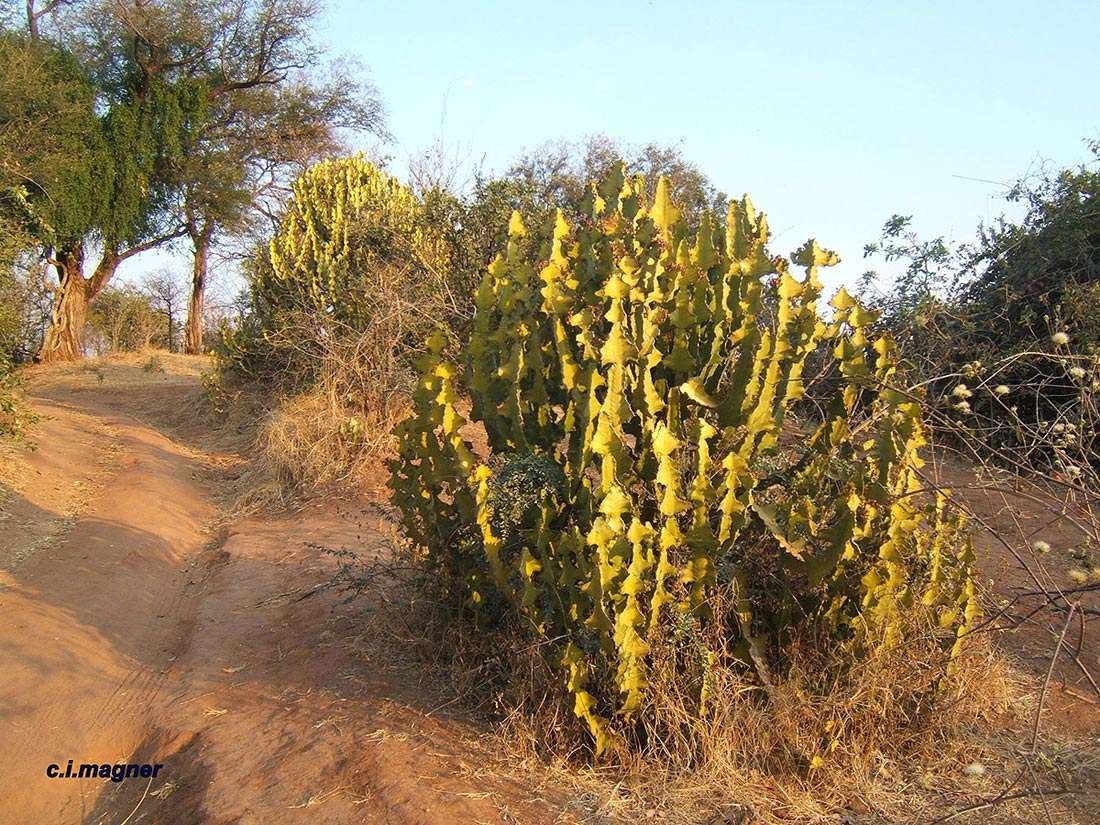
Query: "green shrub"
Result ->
[[861, 145, 1100, 477], [485, 451, 567, 551]]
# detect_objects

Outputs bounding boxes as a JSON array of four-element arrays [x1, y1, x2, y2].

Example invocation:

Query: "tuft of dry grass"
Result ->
[[250, 384, 398, 498], [542, 636, 1025, 824], [226, 323, 412, 512], [486, 617, 1027, 824]]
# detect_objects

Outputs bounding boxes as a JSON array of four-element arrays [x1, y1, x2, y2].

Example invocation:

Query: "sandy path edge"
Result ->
[[1, 363, 568, 825]]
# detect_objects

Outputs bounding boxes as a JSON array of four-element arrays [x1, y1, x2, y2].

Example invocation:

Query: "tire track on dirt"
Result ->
[[0, 391, 219, 825]]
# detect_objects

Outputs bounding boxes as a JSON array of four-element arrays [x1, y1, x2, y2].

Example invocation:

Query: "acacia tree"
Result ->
[[5, 1, 203, 361], [0, 27, 110, 358], [179, 68, 385, 353], [34, 86, 194, 363], [101, 0, 387, 354], [143, 267, 184, 351], [0, 29, 93, 352]]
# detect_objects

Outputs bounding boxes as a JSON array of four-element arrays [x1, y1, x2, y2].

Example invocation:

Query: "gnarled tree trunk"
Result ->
[[38, 243, 121, 363], [183, 221, 213, 355], [38, 242, 88, 363]]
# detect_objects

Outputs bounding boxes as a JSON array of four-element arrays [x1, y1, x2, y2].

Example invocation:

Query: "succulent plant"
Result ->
[[389, 166, 978, 754]]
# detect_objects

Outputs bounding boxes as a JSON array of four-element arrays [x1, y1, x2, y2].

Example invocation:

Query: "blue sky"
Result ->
[[126, 0, 1099, 296]]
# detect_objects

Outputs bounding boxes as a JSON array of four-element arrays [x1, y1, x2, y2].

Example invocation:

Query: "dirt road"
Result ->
[[0, 356, 567, 825]]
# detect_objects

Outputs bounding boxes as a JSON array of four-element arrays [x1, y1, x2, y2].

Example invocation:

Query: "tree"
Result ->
[[143, 268, 185, 352], [3, 2, 204, 362], [858, 214, 956, 366], [85, 285, 163, 353], [0, 26, 109, 361], [504, 135, 726, 228], [155, 0, 387, 354]]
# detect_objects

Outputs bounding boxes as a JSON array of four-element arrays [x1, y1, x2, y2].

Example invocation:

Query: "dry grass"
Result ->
[[224, 325, 411, 512], [251, 384, 398, 497], [212, 252, 458, 510], [540, 640, 1026, 824], [488, 622, 1027, 823]]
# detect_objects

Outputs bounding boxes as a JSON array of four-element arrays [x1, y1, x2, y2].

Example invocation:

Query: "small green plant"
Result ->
[[390, 167, 979, 756], [485, 452, 566, 551], [0, 356, 36, 439]]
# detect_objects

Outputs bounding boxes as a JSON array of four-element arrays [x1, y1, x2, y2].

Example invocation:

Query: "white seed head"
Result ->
[[994, 384, 1010, 396], [1051, 331, 1070, 346], [952, 384, 972, 399], [954, 400, 971, 413], [962, 763, 986, 777], [1032, 540, 1051, 554], [1069, 366, 1086, 379]]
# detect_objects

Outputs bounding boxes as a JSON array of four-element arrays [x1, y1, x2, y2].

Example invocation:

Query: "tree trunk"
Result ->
[[184, 223, 213, 355], [38, 243, 89, 363], [38, 243, 122, 363]]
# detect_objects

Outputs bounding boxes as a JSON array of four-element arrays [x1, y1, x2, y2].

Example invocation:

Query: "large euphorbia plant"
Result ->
[[390, 166, 978, 754]]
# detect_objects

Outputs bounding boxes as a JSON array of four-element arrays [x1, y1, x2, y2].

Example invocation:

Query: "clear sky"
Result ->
[[125, 0, 1099, 296]]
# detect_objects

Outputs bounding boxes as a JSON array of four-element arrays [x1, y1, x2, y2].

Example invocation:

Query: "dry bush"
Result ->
[[227, 307, 418, 509], [256, 377, 399, 495], [489, 607, 1022, 823], [211, 208, 466, 505], [904, 337, 1100, 698]]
